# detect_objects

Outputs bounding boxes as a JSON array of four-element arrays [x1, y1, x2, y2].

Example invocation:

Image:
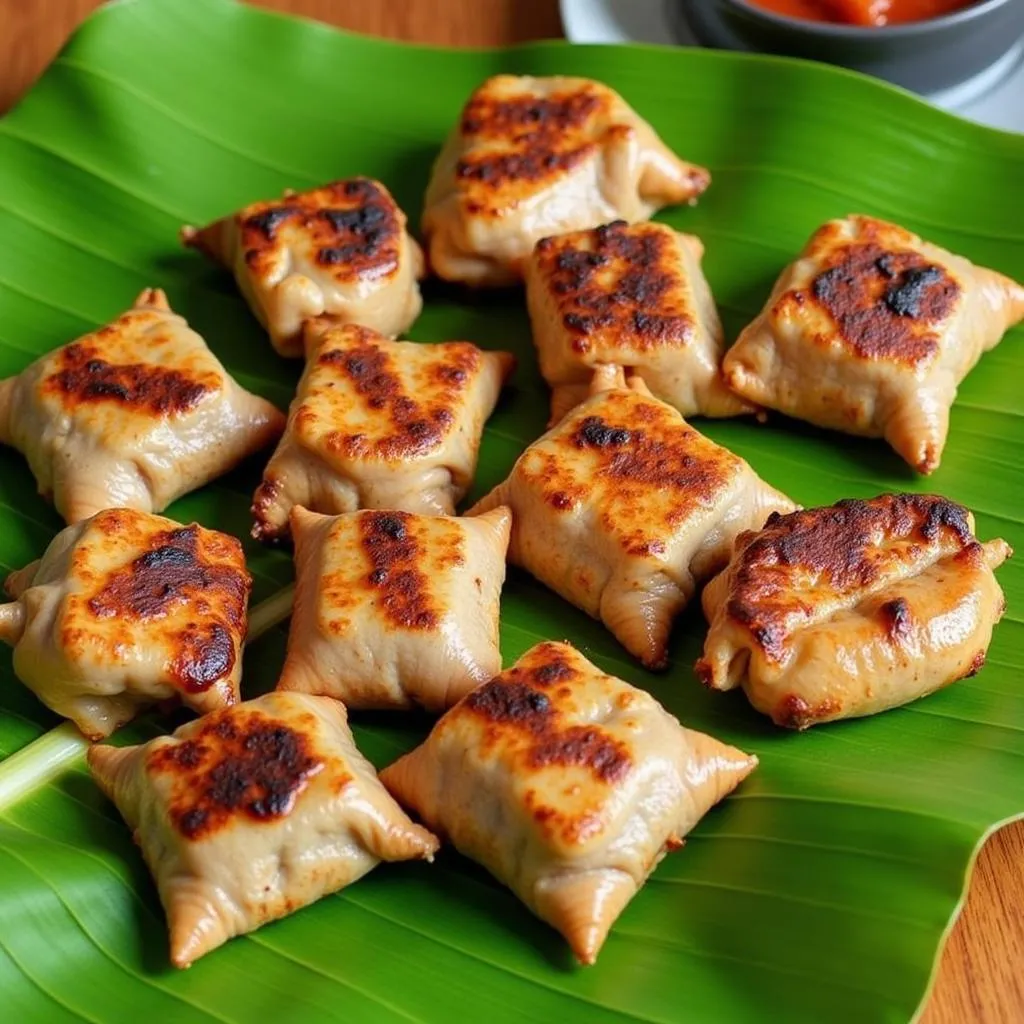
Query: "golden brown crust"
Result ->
[[379, 639, 757, 964], [533, 220, 693, 352], [723, 494, 975, 664], [146, 707, 327, 840], [528, 390, 740, 558], [292, 322, 489, 463], [0, 291, 284, 524], [183, 179, 423, 357], [465, 648, 632, 789], [723, 215, 1024, 476], [697, 511, 1011, 729], [423, 75, 712, 287], [356, 511, 441, 632], [42, 339, 214, 415], [526, 223, 753, 422], [197, 179, 403, 285], [69, 509, 250, 697], [456, 85, 607, 215], [446, 643, 634, 845], [251, 319, 515, 541], [310, 330, 479, 462], [87, 691, 439, 968], [468, 369, 791, 668], [0, 509, 251, 739], [278, 506, 507, 711], [451, 78, 709, 220], [791, 230, 960, 366]]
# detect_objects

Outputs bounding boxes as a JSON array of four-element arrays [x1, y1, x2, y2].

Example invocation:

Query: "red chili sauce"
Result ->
[[748, 0, 977, 26]]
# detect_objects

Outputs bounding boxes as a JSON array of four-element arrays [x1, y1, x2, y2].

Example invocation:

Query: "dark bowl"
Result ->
[[681, 0, 1024, 96]]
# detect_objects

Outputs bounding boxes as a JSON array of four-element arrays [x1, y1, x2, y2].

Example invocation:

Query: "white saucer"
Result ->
[[560, 0, 1024, 134]]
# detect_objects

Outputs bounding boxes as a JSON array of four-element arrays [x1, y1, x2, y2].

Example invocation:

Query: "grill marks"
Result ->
[[172, 624, 237, 693], [553, 396, 737, 554], [528, 726, 631, 782], [466, 681, 552, 727], [805, 242, 960, 364], [919, 497, 974, 544], [88, 525, 247, 623], [569, 407, 733, 495], [535, 222, 693, 351], [526, 391, 740, 557], [44, 339, 213, 415], [464, 644, 632, 786], [745, 494, 973, 589], [726, 494, 977, 662], [880, 262, 945, 318], [316, 202, 391, 265], [240, 178, 402, 281], [575, 417, 631, 448], [317, 332, 479, 461], [457, 148, 592, 189], [245, 206, 296, 239], [460, 89, 603, 137], [359, 512, 439, 631], [455, 84, 608, 207], [87, 519, 250, 693], [148, 711, 325, 839]]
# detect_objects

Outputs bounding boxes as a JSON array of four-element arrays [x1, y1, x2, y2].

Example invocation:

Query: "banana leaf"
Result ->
[[0, 1, 1021, 1020]]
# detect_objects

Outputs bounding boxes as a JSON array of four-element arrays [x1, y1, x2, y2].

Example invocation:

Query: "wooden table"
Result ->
[[2, 2, 1022, 1021]]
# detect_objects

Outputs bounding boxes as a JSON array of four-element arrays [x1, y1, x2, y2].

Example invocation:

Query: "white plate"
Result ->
[[560, 0, 1024, 134]]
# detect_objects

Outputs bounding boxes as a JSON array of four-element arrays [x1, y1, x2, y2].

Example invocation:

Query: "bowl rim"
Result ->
[[722, 0, 1014, 37]]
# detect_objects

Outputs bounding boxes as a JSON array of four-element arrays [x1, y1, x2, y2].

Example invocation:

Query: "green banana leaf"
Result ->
[[0, 1, 1021, 1020]]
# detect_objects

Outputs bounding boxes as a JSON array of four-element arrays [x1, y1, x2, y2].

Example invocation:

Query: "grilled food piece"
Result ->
[[423, 75, 711, 286], [251, 318, 514, 542], [696, 494, 1012, 728], [0, 508, 251, 739], [723, 215, 1024, 474], [0, 289, 284, 524], [182, 178, 424, 357], [525, 220, 750, 423], [277, 505, 510, 711], [381, 640, 756, 965], [468, 366, 794, 668], [88, 692, 438, 967]]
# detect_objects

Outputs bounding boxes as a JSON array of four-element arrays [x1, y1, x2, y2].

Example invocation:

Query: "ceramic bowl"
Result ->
[[682, 0, 1024, 97]]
